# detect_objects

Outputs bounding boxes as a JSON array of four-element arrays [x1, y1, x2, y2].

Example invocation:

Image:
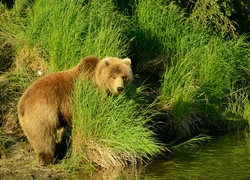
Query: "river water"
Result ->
[[143, 131, 250, 180], [81, 131, 250, 180]]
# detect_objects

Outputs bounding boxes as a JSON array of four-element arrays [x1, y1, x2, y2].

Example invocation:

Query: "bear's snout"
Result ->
[[117, 87, 124, 93]]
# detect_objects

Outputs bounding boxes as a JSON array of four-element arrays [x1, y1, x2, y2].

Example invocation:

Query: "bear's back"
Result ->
[[18, 70, 76, 117]]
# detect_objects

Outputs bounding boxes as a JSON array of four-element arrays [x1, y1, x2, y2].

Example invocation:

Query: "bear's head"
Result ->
[[95, 57, 133, 95]]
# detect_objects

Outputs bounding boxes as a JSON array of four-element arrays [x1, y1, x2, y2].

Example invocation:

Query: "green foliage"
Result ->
[[67, 79, 162, 169], [24, 0, 128, 71], [0, 72, 36, 131], [0, 1, 28, 51], [176, 0, 250, 35], [187, 0, 237, 38], [128, 1, 186, 62], [172, 134, 212, 150], [156, 1, 250, 137]]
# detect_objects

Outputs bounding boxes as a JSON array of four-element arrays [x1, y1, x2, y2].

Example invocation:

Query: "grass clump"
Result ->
[[1, 0, 129, 72], [130, 0, 250, 138], [129, 1, 185, 63], [63, 79, 162, 170], [24, 0, 128, 72], [155, 2, 250, 137]]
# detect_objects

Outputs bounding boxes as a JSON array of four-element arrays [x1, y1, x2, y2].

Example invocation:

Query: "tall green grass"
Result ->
[[128, 0, 250, 137], [24, 0, 128, 72], [133, 0, 250, 136], [128, 1, 186, 62], [60, 79, 162, 170], [0, 0, 129, 72]]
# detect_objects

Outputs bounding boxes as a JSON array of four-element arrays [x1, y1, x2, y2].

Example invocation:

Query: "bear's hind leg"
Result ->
[[38, 151, 55, 165], [36, 127, 57, 164], [23, 122, 57, 164]]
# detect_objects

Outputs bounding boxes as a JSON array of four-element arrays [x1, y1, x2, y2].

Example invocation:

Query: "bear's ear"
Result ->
[[122, 58, 131, 66], [103, 58, 111, 66]]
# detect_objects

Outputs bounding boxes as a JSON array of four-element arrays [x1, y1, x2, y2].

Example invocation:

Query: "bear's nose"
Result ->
[[117, 87, 124, 93]]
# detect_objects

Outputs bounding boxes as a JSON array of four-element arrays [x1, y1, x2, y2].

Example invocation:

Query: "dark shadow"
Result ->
[[54, 127, 72, 161], [0, 0, 14, 9]]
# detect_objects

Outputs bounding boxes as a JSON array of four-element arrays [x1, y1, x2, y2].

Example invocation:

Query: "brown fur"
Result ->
[[17, 55, 133, 164]]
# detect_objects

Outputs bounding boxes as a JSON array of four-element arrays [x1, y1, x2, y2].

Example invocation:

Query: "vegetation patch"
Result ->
[[65, 80, 162, 170]]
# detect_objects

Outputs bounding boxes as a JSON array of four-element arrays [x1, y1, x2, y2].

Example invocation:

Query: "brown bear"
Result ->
[[17, 55, 133, 164]]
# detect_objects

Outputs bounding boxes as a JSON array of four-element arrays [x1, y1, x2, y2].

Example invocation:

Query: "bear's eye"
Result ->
[[123, 76, 128, 82], [112, 76, 116, 79]]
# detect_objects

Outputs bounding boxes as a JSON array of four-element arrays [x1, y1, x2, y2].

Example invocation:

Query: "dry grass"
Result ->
[[14, 45, 49, 75], [72, 139, 143, 169], [0, 129, 65, 179], [0, 73, 26, 134]]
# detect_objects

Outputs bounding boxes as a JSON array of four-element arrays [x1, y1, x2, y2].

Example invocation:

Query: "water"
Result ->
[[143, 131, 250, 180], [82, 131, 250, 180]]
